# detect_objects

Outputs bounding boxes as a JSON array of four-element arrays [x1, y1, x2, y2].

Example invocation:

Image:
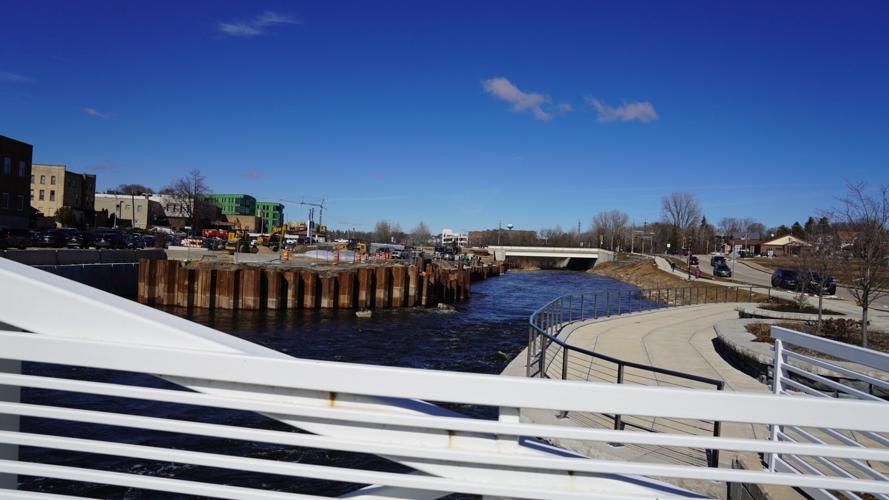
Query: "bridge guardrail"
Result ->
[[4, 257, 889, 498]]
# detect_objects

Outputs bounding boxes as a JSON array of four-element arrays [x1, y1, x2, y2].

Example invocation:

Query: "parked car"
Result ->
[[142, 234, 156, 248], [29, 230, 44, 247], [38, 229, 68, 248], [126, 234, 145, 249], [771, 268, 800, 291], [773, 269, 837, 295], [801, 272, 837, 296], [0, 227, 31, 249], [713, 263, 732, 277], [60, 229, 95, 249], [94, 230, 126, 249], [710, 254, 726, 267]]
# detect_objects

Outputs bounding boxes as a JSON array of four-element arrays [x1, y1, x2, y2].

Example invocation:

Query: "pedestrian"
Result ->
[[670, 262, 676, 272]]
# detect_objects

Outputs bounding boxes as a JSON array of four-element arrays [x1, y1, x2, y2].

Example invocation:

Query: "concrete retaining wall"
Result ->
[[1, 248, 164, 266], [33, 263, 138, 298]]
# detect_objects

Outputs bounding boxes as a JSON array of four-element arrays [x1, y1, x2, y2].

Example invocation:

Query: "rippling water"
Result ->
[[21, 270, 640, 498]]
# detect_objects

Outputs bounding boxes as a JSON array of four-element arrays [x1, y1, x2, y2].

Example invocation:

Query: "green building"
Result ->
[[205, 194, 256, 216], [256, 201, 285, 233]]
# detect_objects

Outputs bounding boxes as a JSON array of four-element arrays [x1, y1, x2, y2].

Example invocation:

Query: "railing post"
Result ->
[[498, 406, 521, 444], [594, 293, 599, 319], [749, 286, 753, 302], [605, 291, 610, 317], [709, 382, 724, 468], [736, 286, 739, 302], [0, 321, 23, 491], [617, 290, 622, 315], [539, 327, 547, 378], [567, 295, 573, 322], [614, 363, 625, 430], [527, 325, 534, 377], [0, 357, 20, 491], [579, 294, 585, 321], [656, 288, 661, 305], [561, 344, 569, 380], [768, 338, 785, 471]]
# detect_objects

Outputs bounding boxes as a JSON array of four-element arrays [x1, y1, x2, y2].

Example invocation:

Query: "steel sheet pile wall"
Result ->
[[137, 259, 506, 310]]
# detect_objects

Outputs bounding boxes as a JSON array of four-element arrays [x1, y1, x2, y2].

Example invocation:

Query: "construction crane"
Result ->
[[280, 198, 326, 226]]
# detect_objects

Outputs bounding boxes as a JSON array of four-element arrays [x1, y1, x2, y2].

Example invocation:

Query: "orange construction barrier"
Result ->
[[282, 250, 290, 262]]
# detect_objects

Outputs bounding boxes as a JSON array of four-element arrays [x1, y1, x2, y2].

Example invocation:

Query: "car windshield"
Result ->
[[783, 270, 798, 279]]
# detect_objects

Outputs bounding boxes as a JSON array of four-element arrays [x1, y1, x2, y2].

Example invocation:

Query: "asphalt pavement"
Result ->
[[694, 254, 889, 312]]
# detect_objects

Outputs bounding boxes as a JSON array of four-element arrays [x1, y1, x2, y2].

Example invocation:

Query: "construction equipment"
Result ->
[[225, 229, 257, 254]]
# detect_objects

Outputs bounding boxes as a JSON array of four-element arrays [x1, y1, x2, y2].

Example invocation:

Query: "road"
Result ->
[[694, 254, 889, 312]]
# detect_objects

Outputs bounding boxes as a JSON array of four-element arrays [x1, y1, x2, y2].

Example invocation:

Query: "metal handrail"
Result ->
[[526, 285, 757, 467]]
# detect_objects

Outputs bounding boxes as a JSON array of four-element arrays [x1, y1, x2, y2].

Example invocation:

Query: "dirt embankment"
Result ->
[[590, 260, 770, 303]]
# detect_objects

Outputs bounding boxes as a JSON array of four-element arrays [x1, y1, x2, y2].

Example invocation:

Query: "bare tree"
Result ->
[[662, 192, 702, 231], [834, 182, 889, 347], [107, 183, 154, 195], [591, 210, 629, 250], [798, 218, 842, 324], [373, 220, 392, 243], [166, 169, 211, 232], [410, 221, 431, 245]]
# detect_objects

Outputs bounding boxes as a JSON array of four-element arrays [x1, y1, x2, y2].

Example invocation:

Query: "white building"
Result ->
[[94, 193, 161, 229], [440, 228, 468, 248]]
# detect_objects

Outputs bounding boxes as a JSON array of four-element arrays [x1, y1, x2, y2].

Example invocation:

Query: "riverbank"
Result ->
[[590, 259, 771, 303]]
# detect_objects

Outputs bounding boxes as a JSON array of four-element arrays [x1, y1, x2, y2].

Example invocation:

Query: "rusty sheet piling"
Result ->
[[137, 258, 506, 311]]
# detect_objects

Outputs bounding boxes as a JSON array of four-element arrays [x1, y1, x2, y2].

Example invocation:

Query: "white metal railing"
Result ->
[[1, 257, 889, 498], [769, 325, 889, 500]]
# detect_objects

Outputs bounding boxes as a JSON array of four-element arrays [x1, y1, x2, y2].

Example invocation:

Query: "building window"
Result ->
[[51, 175, 56, 185], [30, 189, 34, 200], [40, 175, 46, 184], [16, 195, 24, 211], [18, 161, 26, 177], [31, 174, 35, 183], [39, 189, 45, 201], [137, 205, 142, 212], [0, 193, 8, 209], [50, 190, 56, 202], [2, 158, 9, 175]]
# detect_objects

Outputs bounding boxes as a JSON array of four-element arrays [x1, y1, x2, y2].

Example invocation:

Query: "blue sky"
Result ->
[[2, 1, 887, 233]]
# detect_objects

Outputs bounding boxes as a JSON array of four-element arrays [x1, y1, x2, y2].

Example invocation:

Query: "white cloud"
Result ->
[[83, 107, 110, 119], [585, 97, 657, 123], [482, 77, 553, 121], [558, 103, 572, 112], [218, 10, 299, 37], [0, 71, 33, 83]]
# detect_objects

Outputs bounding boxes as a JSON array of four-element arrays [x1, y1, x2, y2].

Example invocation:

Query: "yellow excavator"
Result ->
[[225, 226, 256, 254]]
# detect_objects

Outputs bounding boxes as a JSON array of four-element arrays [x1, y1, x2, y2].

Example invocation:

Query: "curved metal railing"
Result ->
[[527, 286, 757, 467]]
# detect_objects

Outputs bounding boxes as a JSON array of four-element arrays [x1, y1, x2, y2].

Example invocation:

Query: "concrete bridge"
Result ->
[[487, 245, 613, 269]]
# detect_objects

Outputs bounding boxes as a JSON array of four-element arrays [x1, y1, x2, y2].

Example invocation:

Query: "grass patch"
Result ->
[[591, 260, 770, 303], [744, 320, 889, 354], [759, 300, 844, 316]]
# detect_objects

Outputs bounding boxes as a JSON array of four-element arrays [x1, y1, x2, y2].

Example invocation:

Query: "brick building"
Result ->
[[0, 135, 33, 229], [29, 163, 96, 226]]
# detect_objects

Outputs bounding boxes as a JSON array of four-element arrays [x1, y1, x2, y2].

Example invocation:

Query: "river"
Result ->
[[20, 270, 641, 498]]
